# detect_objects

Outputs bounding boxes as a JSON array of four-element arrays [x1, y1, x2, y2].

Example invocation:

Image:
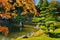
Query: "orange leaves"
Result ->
[[0, 26, 9, 36], [0, 0, 2, 2], [0, 0, 39, 19], [21, 11, 27, 15], [16, 0, 23, 6], [12, 13, 18, 18], [0, 0, 8, 6], [13, 3, 17, 7], [0, 26, 3, 32], [21, 0, 39, 16], [0, 12, 11, 19], [0, 0, 13, 12], [2, 26, 9, 36], [14, 0, 39, 16], [0, 13, 2, 17], [0, 12, 18, 19], [0, 0, 11, 12], [2, 12, 11, 19]]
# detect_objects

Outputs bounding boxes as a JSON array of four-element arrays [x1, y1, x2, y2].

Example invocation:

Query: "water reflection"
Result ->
[[2, 36, 8, 40]]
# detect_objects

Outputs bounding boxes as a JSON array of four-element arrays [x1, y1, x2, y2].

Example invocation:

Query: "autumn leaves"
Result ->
[[0, 0, 39, 19], [0, 26, 9, 36], [0, 12, 18, 19], [0, 0, 39, 36]]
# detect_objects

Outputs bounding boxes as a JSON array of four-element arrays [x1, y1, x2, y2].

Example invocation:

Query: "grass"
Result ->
[[16, 26, 60, 40], [0, 25, 60, 40], [16, 35, 60, 40], [0, 25, 36, 40], [54, 28, 60, 33]]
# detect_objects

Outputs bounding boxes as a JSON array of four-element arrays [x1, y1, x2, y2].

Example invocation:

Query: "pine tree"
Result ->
[[37, 0, 43, 7], [32, 0, 59, 33], [42, 0, 48, 7]]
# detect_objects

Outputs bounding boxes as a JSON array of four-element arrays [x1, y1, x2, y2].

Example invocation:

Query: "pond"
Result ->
[[0, 25, 36, 40]]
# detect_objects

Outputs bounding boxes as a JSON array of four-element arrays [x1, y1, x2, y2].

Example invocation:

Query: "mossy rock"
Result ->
[[32, 29, 44, 37]]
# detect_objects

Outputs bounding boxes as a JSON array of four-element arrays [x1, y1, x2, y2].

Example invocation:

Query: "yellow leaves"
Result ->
[[5, 7, 10, 12], [21, 11, 27, 15], [0, 0, 39, 19], [0, 0, 8, 2], [0, 12, 11, 19], [12, 13, 18, 18], [0, 12, 18, 19], [26, 5, 30, 9], [16, 0, 22, 6], [30, 9, 34, 13], [20, 0, 39, 16], [8, 0, 12, 2], [2, 12, 11, 19], [5, 3, 13, 12], [0, 13, 2, 17], [13, 3, 17, 7], [0, 0, 13, 12], [14, 0, 38, 16], [1, 0, 8, 6]]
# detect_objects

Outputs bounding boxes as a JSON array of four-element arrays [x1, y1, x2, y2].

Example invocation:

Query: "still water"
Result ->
[[0, 25, 36, 40]]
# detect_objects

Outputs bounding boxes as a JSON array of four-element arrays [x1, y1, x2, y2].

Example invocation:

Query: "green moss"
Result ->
[[16, 35, 60, 40]]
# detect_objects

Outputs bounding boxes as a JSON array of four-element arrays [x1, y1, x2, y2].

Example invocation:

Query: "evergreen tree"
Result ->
[[32, 0, 59, 33], [49, 0, 60, 22], [42, 0, 48, 7], [37, 0, 43, 7]]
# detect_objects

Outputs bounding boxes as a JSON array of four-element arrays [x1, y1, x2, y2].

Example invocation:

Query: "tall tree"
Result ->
[[0, 0, 39, 34], [49, 0, 60, 21], [42, 0, 48, 7], [0, 0, 39, 19], [37, 0, 43, 7], [33, 0, 59, 33]]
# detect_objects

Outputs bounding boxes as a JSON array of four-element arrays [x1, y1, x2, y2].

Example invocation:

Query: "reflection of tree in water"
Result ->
[[2, 36, 8, 40], [19, 21, 24, 31]]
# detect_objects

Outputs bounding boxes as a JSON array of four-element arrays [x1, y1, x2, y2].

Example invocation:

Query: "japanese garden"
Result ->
[[0, 0, 60, 40]]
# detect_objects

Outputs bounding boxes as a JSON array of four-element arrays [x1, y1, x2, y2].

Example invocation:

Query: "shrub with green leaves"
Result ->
[[32, 0, 60, 36]]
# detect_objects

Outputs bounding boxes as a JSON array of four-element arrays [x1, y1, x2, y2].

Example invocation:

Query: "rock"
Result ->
[[16, 35, 28, 39], [34, 24, 39, 30], [32, 29, 44, 37]]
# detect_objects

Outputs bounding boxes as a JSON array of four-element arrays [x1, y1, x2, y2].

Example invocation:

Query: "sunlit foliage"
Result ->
[[0, 0, 39, 19]]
